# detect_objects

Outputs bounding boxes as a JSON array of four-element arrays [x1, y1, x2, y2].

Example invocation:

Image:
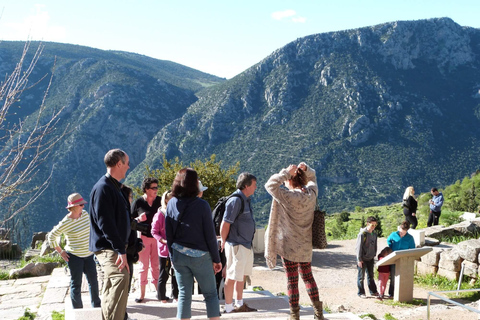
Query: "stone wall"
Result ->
[[415, 218, 480, 281]]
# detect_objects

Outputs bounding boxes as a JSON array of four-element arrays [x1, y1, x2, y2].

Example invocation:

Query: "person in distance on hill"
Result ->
[[166, 168, 222, 320], [89, 149, 131, 320], [220, 172, 258, 313], [428, 187, 444, 227], [387, 221, 416, 298], [402, 186, 418, 229], [265, 162, 324, 320], [48, 193, 101, 309], [355, 216, 379, 300], [131, 177, 162, 303]]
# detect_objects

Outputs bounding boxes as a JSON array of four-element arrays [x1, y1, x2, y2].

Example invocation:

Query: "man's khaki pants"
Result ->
[[96, 249, 130, 320]]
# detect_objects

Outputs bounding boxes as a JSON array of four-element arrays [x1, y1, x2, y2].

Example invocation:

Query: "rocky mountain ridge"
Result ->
[[2, 18, 480, 246]]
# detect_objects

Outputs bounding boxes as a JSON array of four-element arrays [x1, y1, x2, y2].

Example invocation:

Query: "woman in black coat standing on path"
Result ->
[[402, 186, 418, 229]]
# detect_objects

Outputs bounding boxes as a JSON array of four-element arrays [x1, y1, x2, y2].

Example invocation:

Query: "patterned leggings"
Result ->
[[282, 257, 319, 308]]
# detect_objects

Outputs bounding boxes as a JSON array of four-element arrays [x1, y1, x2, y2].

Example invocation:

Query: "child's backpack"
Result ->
[[212, 193, 244, 236]]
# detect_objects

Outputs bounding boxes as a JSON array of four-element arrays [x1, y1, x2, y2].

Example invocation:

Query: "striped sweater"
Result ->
[[47, 210, 93, 258]]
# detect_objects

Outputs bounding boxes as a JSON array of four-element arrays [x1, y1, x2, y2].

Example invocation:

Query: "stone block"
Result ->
[[437, 268, 460, 281], [424, 237, 440, 246], [438, 249, 463, 271], [408, 229, 425, 247], [457, 239, 480, 263], [421, 250, 441, 266], [462, 261, 478, 278], [415, 260, 438, 276]]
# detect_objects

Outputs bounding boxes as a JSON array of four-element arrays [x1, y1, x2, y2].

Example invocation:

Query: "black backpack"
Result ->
[[212, 194, 244, 236]]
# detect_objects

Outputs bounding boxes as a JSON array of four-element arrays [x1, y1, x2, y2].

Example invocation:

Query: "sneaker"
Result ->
[[371, 292, 379, 297], [358, 294, 367, 299], [232, 303, 257, 312]]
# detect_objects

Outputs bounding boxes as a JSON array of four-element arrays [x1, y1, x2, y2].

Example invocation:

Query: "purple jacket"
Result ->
[[151, 209, 169, 258]]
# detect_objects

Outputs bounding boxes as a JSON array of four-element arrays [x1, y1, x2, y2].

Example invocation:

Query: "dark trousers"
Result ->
[[158, 256, 178, 300], [388, 264, 396, 297], [405, 214, 418, 229], [357, 259, 377, 296], [67, 253, 101, 309], [427, 210, 441, 227]]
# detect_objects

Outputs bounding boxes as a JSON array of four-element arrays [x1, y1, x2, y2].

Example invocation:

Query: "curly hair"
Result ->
[[141, 177, 159, 193]]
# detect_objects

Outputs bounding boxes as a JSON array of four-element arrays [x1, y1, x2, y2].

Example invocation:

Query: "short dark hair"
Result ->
[[431, 187, 438, 192], [104, 149, 127, 167], [400, 220, 411, 230], [366, 216, 377, 224], [142, 177, 159, 193], [120, 184, 133, 204], [290, 168, 307, 189], [236, 172, 257, 190], [171, 168, 199, 198]]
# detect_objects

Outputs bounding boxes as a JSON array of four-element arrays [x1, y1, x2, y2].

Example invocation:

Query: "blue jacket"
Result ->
[[89, 175, 131, 254], [429, 192, 444, 212], [166, 197, 221, 263], [387, 231, 415, 251]]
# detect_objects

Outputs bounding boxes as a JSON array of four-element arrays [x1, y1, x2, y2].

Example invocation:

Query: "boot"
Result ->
[[313, 300, 324, 320], [288, 305, 300, 320]]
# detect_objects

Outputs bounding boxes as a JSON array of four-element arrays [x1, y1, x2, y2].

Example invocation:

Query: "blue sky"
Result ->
[[1, 1, 479, 79]]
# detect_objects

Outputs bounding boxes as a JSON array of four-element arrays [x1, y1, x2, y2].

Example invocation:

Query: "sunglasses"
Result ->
[[149, 186, 158, 190]]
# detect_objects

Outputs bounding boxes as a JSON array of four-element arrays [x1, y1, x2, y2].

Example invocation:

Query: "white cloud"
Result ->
[[271, 9, 296, 21], [271, 9, 306, 23], [2, 4, 66, 41]]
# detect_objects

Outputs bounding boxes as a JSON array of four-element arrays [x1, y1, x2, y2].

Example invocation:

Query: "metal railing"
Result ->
[[427, 289, 480, 319]]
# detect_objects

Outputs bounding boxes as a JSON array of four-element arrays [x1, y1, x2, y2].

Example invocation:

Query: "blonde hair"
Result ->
[[403, 186, 414, 200], [161, 190, 173, 211]]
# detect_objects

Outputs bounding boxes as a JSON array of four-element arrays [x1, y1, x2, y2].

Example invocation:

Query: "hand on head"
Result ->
[[298, 162, 307, 172], [287, 164, 297, 177]]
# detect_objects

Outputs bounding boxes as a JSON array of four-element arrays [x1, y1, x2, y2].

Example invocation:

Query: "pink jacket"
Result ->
[[151, 209, 169, 258]]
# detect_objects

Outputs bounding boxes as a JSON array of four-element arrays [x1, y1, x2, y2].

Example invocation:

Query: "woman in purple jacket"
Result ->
[[151, 190, 178, 302]]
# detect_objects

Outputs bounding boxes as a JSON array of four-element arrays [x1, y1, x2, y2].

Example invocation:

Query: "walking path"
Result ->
[[1, 239, 479, 319]]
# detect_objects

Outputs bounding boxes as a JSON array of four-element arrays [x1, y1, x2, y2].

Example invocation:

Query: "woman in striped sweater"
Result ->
[[47, 193, 101, 309]]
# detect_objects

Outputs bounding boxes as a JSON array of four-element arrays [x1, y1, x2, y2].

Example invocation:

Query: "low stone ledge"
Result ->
[[457, 239, 480, 263], [462, 261, 478, 278], [415, 260, 438, 276], [437, 267, 460, 281], [420, 249, 441, 266], [438, 249, 463, 272]]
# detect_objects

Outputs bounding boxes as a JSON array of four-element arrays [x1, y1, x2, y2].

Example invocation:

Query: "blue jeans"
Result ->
[[172, 249, 220, 319], [67, 253, 101, 308], [357, 259, 377, 296]]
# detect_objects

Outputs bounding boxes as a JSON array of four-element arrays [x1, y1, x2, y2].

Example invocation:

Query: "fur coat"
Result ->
[[264, 164, 318, 269]]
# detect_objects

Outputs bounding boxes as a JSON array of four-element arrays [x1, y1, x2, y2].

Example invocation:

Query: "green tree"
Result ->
[[339, 211, 351, 222], [460, 183, 478, 213], [139, 154, 240, 209], [374, 213, 383, 237]]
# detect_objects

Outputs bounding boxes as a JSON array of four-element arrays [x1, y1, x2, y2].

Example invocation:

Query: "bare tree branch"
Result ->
[[0, 41, 67, 226]]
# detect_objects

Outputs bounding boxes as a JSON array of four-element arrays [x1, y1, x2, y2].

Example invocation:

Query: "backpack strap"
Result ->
[[228, 193, 245, 224]]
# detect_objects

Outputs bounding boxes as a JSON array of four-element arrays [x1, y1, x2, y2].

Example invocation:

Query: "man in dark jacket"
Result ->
[[355, 216, 379, 299], [90, 149, 131, 320]]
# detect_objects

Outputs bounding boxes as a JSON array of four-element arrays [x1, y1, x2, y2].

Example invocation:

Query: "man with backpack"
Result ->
[[220, 172, 257, 313]]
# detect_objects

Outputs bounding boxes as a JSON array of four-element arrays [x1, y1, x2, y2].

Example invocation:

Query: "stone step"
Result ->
[[65, 290, 360, 320], [38, 267, 360, 320]]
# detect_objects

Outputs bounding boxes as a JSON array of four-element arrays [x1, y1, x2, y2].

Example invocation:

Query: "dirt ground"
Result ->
[[251, 239, 480, 320]]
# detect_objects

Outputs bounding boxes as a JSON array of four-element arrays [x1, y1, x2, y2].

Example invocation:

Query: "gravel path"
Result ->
[[252, 238, 479, 320]]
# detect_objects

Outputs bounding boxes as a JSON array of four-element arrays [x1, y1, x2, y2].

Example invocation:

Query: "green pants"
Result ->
[[96, 249, 130, 320]]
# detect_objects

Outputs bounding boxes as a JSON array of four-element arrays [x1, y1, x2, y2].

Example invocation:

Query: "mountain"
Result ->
[[2, 17, 480, 247], [130, 17, 480, 224], [0, 41, 225, 245]]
